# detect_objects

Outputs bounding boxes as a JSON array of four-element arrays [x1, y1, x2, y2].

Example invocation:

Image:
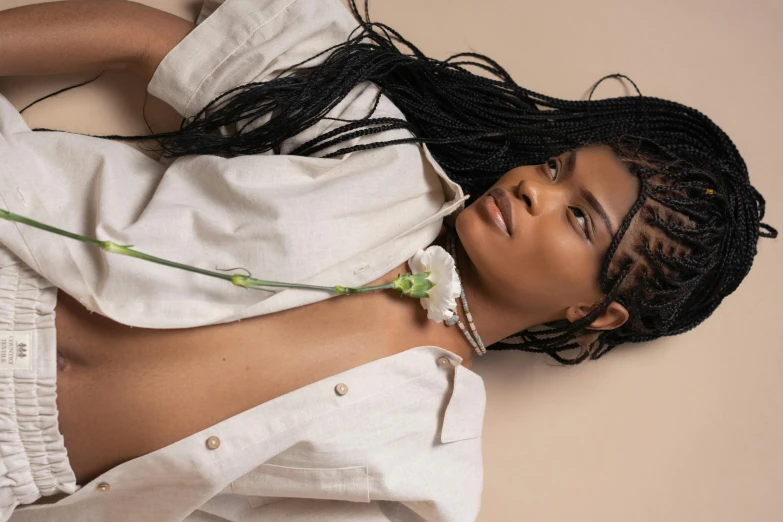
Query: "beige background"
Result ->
[[1, 0, 781, 521]]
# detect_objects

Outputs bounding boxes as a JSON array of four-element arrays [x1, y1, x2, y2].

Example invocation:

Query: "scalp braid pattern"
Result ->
[[25, 1, 776, 364]]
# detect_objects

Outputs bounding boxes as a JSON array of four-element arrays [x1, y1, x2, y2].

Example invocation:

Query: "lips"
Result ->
[[488, 187, 514, 236]]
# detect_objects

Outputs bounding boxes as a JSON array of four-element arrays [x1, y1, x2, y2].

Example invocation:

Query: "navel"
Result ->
[[56, 350, 69, 372]]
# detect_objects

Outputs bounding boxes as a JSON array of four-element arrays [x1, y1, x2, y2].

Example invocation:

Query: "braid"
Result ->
[[23, 0, 776, 364], [573, 138, 773, 359]]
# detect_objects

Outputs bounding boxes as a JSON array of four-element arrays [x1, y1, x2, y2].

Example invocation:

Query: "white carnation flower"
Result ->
[[407, 245, 461, 323]]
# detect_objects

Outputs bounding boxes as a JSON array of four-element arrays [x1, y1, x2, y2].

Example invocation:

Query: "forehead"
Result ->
[[571, 145, 639, 236]]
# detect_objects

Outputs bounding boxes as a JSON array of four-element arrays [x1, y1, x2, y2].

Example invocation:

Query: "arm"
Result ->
[[0, 0, 194, 83]]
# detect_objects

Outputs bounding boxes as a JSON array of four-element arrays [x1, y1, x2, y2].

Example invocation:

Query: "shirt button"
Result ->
[[334, 383, 349, 396], [438, 356, 453, 368], [206, 436, 221, 450], [96, 483, 111, 493]]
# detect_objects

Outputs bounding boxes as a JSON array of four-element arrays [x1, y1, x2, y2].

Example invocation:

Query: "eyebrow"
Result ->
[[568, 151, 615, 236]]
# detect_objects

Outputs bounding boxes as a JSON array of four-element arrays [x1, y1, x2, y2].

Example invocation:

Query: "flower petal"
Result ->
[[407, 245, 461, 323], [408, 248, 428, 274]]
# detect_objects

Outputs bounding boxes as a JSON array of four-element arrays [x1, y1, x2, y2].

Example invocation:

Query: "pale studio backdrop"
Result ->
[[0, 0, 781, 521]]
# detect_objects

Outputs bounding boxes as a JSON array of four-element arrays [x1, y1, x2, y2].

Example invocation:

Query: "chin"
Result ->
[[454, 206, 503, 271]]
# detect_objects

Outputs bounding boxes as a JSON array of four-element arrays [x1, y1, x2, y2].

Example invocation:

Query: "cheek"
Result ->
[[539, 240, 597, 288], [462, 210, 602, 308], [520, 235, 599, 304]]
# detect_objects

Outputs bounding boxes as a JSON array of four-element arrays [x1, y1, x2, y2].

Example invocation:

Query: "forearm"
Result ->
[[0, 0, 194, 79]]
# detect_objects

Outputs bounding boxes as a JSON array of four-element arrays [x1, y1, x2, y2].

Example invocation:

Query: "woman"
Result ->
[[0, 0, 775, 520]]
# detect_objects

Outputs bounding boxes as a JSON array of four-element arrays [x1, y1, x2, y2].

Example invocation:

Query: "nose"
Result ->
[[516, 179, 543, 216]]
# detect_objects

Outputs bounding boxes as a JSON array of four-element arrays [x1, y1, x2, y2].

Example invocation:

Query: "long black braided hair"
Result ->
[[25, 0, 776, 364]]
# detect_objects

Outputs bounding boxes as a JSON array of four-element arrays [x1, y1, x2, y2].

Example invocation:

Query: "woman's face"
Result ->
[[455, 145, 639, 330]]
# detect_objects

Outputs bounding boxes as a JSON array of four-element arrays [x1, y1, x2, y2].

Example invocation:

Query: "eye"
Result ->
[[570, 207, 589, 239], [546, 158, 559, 181]]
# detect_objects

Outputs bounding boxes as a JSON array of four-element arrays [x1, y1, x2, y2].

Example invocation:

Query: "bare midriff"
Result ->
[[54, 260, 440, 486]]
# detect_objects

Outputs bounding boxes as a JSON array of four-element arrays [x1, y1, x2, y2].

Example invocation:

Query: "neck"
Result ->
[[390, 224, 537, 369], [414, 230, 492, 368], [424, 226, 541, 366]]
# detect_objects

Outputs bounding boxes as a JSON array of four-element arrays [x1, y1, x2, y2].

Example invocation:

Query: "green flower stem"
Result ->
[[0, 208, 105, 247], [334, 283, 394, 295], [0, 208, 403, 294]]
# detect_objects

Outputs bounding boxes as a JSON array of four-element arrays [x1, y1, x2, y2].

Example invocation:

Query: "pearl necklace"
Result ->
[[446, 232, 487, 357]]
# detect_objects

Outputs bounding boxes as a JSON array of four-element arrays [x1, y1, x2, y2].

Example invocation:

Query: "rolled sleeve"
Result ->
[[147, 0, 361, 119]]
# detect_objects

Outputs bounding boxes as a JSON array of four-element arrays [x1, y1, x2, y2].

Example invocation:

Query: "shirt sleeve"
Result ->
[[147, 0, 399, 156]]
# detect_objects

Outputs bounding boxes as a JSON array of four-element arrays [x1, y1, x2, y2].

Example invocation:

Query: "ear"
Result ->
[[565, 301, 629, 331], [565, 301, 629, 354]]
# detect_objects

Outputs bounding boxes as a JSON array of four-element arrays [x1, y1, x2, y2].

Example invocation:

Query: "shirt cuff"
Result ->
[[147, 0, 358, 118]]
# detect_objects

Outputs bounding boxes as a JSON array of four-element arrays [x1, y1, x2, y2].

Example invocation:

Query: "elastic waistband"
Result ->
[[0, 248, 77, 518]]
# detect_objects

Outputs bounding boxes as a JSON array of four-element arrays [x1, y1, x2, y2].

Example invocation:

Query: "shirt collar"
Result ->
[[440, 355, 486, 444], [421, 143, 467, 213], [419, 147, 485, 443]]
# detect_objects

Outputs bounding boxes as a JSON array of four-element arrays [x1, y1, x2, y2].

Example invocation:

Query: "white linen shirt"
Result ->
[[2, 0, 486, 520]]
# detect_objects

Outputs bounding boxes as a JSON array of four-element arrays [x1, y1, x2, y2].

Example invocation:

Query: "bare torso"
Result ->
[[54, 234, 467, 485]]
